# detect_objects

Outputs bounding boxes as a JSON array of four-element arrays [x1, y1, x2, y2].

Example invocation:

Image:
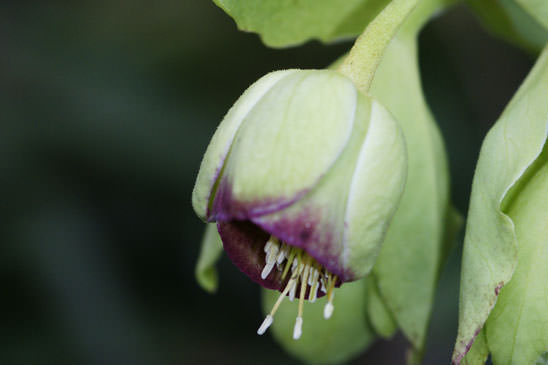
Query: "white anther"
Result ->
[[261, 261, 276, 279], [267, 243, 280, 263], [257, 315, 273, 335], [320, 277, 327, 293], [276, 247, 287, 265], [266, 250, 276, 265], [264, 239, 272, 253], [308, 266, 315, 286], [291, 259, 298, 272], [289, 281, 297, 301], [324, 301, 334, 319], [297, 262, 305, 276], [293, 316, 303, 340]]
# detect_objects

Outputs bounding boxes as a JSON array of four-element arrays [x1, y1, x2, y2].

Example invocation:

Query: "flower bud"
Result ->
[[192, 69, 407, 337]]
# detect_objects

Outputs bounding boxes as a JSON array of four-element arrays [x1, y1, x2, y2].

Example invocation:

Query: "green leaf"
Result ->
[[261, 280, 375, 364], [367, 1, 453, 352], [213, 0, 390, 48], [366, 275, 397, 339], [485, 146, 548, 365], [195, 223, 224, 293], [461, 329, 489, 365], [517, 0, 548, 30], [453, 46, 548, 364], [467, 0, 548, 53]]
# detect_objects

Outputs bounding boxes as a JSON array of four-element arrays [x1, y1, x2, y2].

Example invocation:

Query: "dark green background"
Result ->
[[0, 1, 534, 364]]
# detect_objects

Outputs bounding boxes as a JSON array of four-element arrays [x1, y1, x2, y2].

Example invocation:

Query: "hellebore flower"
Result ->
[[453, 46, 548, 364], [192, 69, 407, 339]]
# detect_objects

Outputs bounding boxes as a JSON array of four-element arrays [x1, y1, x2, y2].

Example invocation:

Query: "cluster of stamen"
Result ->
[[257, 235, 338, 340]]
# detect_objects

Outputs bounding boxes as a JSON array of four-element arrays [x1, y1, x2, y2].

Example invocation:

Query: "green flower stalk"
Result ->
[[453, 45, 548, 365], [192, 69, 407, 339]]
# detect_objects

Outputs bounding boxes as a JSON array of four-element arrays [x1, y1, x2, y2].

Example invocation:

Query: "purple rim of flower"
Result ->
[[208, 179, 308, 222]]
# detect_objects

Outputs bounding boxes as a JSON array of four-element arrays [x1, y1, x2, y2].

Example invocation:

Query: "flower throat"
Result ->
[[257, 235, 338, 340]]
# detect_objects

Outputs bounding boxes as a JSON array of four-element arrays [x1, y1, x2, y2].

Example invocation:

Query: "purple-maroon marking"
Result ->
[[452, 281, 505, 365], [252, 207, 353, 282], [494, 281, 504, 296], [217, 221, 285, 291], [208, 179, 307, 222], [452, 327, 483, 365]]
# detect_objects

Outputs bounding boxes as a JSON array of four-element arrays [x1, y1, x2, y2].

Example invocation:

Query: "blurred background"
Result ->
[[0, 1, 536, 364]]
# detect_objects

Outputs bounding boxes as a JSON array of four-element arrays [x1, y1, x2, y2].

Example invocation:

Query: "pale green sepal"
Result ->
[[461, 329, 489, 365], [343, 99, 407, 279], [261, 280, 375, 365], [485, 146, 548, 365], [192, 69, 298, 220], [252, 91, 371, 280], [222, 70, 357, 215], [367, 276, 397, 339], [369, 23, 450, 350], [254, 93, 407, 282], [213, 0, 390, 48], [195, 223, 224, 293], [454, 46, 548, 364]]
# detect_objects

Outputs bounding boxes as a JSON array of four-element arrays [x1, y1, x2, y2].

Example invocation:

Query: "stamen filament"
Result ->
[[281, 248, 298, 280], [309, 267, 320, 302], [289, 259, 303, 302], [294, 258, 311, 340], [257, 274, 297, 335]]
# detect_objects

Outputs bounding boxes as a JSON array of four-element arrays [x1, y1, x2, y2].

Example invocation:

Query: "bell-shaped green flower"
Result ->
[[192, 68, 407, 338], [453, 45, 548, 365], [194, 1, 459, 363]]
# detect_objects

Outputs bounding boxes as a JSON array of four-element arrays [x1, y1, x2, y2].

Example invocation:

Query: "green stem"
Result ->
[[337, 0, 419, 94]]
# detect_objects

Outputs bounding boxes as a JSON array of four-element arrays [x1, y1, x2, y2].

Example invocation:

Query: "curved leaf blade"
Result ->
[[213, 0, 389, 48], [453, 46, 548, 364]]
